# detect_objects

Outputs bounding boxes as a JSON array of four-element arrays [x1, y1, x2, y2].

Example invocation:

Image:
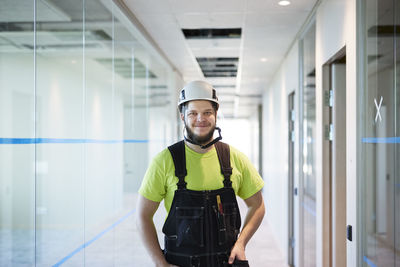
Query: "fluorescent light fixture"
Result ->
[[278, 0, 291, 6]]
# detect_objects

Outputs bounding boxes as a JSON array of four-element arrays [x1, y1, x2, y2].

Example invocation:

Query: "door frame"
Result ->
[[288, 91, 296, 267], [321, 47, 347, 267]]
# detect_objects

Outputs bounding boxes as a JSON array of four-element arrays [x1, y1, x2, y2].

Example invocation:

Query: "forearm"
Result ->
[[137, 217, 168, 266], [237, 199, 265, 248]]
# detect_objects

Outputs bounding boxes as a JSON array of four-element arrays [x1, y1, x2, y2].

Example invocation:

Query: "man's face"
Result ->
[[181, 100, 217, 145]]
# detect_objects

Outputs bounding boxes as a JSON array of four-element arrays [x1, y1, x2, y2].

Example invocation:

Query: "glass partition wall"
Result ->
[[0, 0, 177, 266], [300, 22, 317, 267], [361, 0, 399, 266], [0, 1, 36, 266]]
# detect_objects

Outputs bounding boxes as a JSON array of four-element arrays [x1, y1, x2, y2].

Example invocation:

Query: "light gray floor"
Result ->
[[139, 195, 289, 267], [0, 194, 288, 266], [236, 198, 288, 267]]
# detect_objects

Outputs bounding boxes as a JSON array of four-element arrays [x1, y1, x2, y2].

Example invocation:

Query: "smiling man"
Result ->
[[137, 80, 265, 267]]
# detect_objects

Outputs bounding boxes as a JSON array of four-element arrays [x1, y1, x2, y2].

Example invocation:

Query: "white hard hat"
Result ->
[[178, 80, 219, 109]]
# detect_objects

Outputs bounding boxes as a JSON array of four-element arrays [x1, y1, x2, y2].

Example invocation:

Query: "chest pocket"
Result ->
[[219, 203, 240, 245], [176, 206, 205, 247]]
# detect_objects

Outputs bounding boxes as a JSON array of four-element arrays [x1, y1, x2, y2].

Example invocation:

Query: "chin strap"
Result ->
[[184, 127, 222, 149]]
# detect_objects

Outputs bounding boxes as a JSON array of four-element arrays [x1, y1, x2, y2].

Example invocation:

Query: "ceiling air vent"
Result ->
[[196, 57, 238, 78], [213, 85, 236, 88], [147, 85, 167, 90], [95, 58, 157, 79], [22, 43, 102, 50], [307, 68, 315, 77], [367, 54, 382, 63], [368, 25, 400, 37], [182, 28, 241, 39]]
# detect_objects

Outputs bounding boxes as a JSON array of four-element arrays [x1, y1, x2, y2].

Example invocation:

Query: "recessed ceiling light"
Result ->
[[260, 58, 268, 62], [278, 0, 291, 6]]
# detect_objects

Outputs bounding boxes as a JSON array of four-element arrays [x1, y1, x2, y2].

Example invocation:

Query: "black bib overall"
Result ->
[[162, 141, 241, 267]]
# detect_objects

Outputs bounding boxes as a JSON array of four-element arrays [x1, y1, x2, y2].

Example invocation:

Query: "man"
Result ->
[[137, 80, 265, 267]]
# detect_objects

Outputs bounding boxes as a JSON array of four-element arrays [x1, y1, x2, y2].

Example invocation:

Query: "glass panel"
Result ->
[[112, 4, 174, 264], [0, 0, 35, 266], [113, 7, 141, 265], [34, 0, 85, 265], [396, 2, 400, 266], [140, 55, 175, 265], [301, 22, 316, 267], [83, 1, 174, 265], [361, 0, 398, 266], [83, 0, 115, 265], [0, 0, 177, 265]]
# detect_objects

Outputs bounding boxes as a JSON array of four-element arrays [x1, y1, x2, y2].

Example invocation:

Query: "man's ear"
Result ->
[[180, 112, 184, 122]]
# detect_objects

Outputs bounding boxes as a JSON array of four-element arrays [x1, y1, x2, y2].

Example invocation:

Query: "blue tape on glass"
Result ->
[[301, 202, 316, 217], [0, 138, 36, 144], [363, 256, 377, 267], [0, 138, 148, 144], [52, 209, 135, 267], [362, 137, 400, 143]]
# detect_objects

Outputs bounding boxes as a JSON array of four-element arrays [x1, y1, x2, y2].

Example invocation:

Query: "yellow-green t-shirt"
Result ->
[[139, 143, 264, 213]]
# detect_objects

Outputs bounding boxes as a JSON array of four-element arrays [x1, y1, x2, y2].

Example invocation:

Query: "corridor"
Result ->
[[1, 0, 400, 266]]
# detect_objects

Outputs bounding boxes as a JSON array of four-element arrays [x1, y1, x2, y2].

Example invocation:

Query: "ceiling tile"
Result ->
[[122, 0, 317, 118], [176, 13, 244, 28], [167, 0, 245, 13]]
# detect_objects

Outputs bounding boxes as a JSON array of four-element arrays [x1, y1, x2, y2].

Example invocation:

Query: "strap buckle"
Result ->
[[223, 167, 232, 176], [177, 178, 187, 190], [223, 177, 232, 188]]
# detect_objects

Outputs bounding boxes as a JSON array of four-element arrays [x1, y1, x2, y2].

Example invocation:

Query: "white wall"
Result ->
[[262, 1, 358, 266], [262, 43, 299, 261], [220, 117, 258, 166], [315, 0, 357, 266]]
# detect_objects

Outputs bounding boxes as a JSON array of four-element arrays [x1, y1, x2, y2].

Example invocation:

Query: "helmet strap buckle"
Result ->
[[184, 127, 222, 149]]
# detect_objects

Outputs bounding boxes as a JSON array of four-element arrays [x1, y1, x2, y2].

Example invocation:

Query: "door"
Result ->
[[288, 92, 296, 267], [330, 60, 347, 267], [322, 51, 347, 267], [361, 0, 399, 266], [300, 21, 316, 267]]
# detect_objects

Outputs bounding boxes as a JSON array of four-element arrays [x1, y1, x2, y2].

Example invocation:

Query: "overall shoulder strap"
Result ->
[[214, 141, 233, 188], [168, 140, 187, 190]]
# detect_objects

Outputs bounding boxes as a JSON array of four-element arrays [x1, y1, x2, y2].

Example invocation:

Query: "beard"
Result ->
[[184, 121, 216, 145]]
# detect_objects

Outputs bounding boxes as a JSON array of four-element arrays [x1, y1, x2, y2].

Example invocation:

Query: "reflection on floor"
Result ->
[[303, 194, 316, 267], [0, 194, 288, 266], [364, 233, 400, 267], [236, 198, 288, 267]]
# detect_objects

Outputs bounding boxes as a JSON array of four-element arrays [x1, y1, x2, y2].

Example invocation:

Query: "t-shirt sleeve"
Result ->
[[236, 151, 264, 200], [138, 155, 166, 203]]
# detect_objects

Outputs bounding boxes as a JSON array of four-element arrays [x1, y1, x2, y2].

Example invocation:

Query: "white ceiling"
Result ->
[[122, 0, 317, 118], [0, 0, 317, 117]]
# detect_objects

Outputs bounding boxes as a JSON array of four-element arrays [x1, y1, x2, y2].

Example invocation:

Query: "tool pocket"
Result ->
[[213, 205, 227, 245], [176, 206, 205, 247], [222, 203, 239, 244]]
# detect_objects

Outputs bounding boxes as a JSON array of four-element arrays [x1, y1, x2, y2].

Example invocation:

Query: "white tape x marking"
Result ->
[[374, 96, 383, 122]]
